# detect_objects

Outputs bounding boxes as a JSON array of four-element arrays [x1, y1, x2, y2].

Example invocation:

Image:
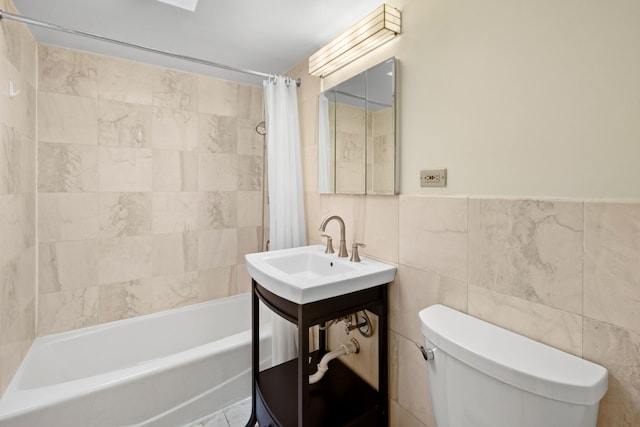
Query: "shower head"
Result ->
[[255, 121, 266, 136]]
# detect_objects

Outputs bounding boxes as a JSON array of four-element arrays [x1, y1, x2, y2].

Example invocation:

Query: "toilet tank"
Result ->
[[419, 305, 608, 427]]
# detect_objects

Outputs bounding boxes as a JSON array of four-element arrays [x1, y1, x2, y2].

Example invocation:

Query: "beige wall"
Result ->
[[35, 45, 264, 335], [290, 0, 640, 425], [0, 0, 37, 395], [322, 0, 640, 199]]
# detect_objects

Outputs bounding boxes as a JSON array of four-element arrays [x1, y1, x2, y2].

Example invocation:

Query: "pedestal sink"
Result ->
[[245, 245, 396, 304]]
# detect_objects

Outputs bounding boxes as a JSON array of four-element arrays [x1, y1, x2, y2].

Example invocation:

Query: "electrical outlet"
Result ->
[[420, 169, 447, 187]]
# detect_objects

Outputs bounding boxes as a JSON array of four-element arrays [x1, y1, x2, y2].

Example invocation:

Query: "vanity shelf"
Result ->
[[248, 281, 389, 427]]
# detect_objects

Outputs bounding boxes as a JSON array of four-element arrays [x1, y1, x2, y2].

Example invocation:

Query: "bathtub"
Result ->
[[0, 293, 271, 427]]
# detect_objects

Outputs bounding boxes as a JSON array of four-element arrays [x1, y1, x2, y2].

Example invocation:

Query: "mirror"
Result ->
[[318, 58, 397, 195]]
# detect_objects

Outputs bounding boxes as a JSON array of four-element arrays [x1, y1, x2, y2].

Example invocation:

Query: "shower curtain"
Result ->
[[263, 76, 307, 365]]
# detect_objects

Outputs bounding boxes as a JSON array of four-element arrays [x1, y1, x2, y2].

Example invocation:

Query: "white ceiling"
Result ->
[[11, 0, 385, 85]]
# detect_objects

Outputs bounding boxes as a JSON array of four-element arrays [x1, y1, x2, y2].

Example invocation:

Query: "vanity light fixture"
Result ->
[[309, 4, 401, 78]]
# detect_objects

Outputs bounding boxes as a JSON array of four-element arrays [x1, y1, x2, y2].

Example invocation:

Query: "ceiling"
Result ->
[[11, 0, 385, 86]]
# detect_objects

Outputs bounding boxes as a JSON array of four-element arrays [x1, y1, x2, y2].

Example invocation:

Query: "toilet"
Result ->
[[418, 305, 608, 427]]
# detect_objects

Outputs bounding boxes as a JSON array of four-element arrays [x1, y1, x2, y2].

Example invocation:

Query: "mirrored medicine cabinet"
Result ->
[[318, 57, 398, 195]]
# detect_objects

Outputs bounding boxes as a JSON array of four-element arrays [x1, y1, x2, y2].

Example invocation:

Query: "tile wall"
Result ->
[[0, 0, 37, 394], [321, 195, 640, 427], [289, 53, 640, 426], [36, 45, 264, 335]]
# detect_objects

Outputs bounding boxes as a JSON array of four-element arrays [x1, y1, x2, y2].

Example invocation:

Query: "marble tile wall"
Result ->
[[0, 0, 37, 395], [310, 194, 640, 427], [37, 45, 264, 335]]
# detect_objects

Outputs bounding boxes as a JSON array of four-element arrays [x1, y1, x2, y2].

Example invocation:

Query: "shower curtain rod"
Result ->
[[0, 9, 301, 87]]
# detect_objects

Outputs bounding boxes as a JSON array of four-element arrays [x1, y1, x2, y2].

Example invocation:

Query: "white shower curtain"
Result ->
[[263, 76, 307, 365]]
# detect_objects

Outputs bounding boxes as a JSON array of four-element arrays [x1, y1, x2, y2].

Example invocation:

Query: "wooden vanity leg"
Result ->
[[379, 285, 389, 426], [298, 306, 310, 427], [247, 279, 259, 427]]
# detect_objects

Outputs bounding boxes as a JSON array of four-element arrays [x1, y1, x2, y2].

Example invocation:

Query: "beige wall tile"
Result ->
[[234, 264, 252, 295], [152, 150, 198, 192], [390, 265, 467, 344], [360, 195, 399, 263], [583, 318, 640, 427], [98, 235, 152, 285], [0, 5, 22, 70], [198, 228, 237, 270], [39, 240, 98, 294], [100, 278, 153, 323], [237, 84, 262, 120], [98, 147, 152, 192], [97, 56, 153, 105], [38, 45, 98, 97], [98, 99, 152, 148], [38, 142, 98, 192], [98, 192, 151, 238], [152, 232, 198, 277], [199, 191, 237, 230], [399, 196, 468, 282], [199, 153, 238, 191], [237, 118, 264, 155], [237, 191, 263, 227], [38, 193, 98, 242], [151, 192, 198, 233], [152, 69, 197, 111], [584, 202, 640, 334], [468, 285, 583, 356], [198, 76, 238, 116], [38, 287, 100, 335], [20, 26, 37, 88], [152, 107, 198, 151], [38, 92, 98, 145], [151, 272, 199, 312], [0, 248, 35, 343], [0, 194, 35, 266], [389, 399, 429, 427], [0, 128, 16, 193], [0, 124, 35, 194], [198, 266, 235, 301], [0, 56, 36, 138], [302, 143, 317, 193], [304, 192, 321, 245], [198, 113, 237, 153], [237, 226, 261, 264], [469, 198, 584, 314], [237, 155, 263, 191]]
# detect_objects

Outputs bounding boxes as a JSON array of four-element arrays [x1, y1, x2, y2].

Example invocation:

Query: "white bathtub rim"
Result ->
[[29, 293, 254, 347], [0, 327, 271, 421], [7, 293, 263, 390]]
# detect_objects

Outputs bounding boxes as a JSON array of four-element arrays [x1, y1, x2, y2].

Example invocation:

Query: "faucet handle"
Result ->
[[321, 234, 335, 254], [350, 243, 366, 262]]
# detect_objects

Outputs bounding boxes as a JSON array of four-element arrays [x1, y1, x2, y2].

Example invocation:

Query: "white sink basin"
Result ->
[[245, 245, 396, 304]]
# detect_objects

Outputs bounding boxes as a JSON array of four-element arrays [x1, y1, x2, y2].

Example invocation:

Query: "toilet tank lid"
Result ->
[[419, 305, 608, 406]]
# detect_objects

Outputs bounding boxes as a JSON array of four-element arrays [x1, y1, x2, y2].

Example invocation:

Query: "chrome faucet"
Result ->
[[319, 215, 349, 257]]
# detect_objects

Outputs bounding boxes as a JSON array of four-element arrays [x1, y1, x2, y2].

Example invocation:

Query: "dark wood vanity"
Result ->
[[247, 279, 389, 427]]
